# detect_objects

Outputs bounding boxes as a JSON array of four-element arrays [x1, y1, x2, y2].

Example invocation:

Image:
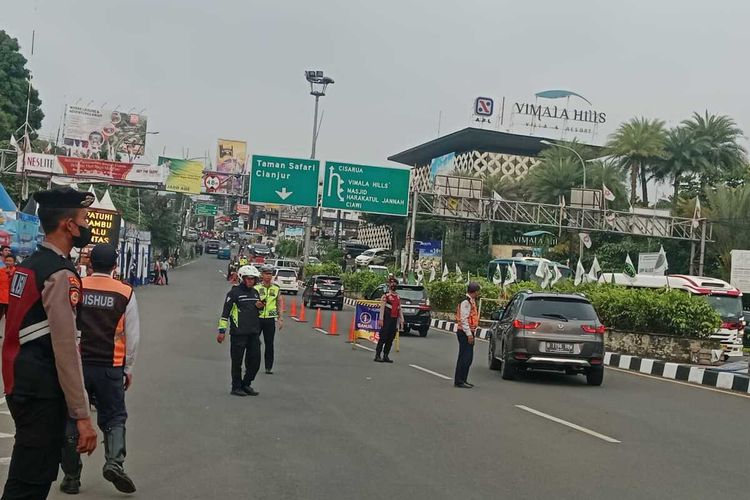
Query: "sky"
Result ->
[[3, 0, 750, 181]]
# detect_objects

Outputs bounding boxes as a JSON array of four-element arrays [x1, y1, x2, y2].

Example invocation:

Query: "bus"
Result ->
[[602, 273, 744, 357], [487, 257, 573, 284]]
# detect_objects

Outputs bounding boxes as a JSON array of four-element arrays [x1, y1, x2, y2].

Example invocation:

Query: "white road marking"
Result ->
[[0, 457, 10, 466], [314, 328, 328, 335], [0, 433, 14, 439], [409, 364, 452, 381], [606, 366, 750, 400], [353, 343, 375, 353], [515, 405, 620, 444]]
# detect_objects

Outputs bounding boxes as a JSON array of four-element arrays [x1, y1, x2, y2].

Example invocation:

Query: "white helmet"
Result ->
[[237, 265, 260, 279]]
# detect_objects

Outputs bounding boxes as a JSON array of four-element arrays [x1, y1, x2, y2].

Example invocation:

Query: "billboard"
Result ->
[[202, 171, 244, 196], [730, 250, 750, 293], [416, 240, 442, 271], [87, 209, 121, 246], [63, 105, 148, 159], [430, 152, 455, 181], [160, 157, 204, 194], [17, 152, 165, 184], [216, 139, 247, 174]]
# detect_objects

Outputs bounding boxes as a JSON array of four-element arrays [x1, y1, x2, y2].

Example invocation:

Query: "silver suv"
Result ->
[[488, 292, 605, 386]]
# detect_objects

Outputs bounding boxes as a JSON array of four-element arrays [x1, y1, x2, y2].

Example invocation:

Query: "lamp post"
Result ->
[[540, 140, 587, 189], [302, 70, 334, 274]]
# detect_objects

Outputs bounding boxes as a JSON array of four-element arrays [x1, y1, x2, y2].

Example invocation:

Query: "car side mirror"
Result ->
[[490, 309, 503, 321]]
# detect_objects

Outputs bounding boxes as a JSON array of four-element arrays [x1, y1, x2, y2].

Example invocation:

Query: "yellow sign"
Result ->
[[160, 157, 204, 194], [216, 139, 247, 175]]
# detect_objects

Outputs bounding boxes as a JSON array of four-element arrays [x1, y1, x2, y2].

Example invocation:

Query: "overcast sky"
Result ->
[[3, 0, 749, 172]]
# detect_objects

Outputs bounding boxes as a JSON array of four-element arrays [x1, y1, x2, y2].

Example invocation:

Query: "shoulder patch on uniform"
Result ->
[[10, 272, 28, 298], [68, 276, 81, 307]]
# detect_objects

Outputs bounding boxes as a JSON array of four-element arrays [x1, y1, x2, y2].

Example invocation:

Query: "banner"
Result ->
[[354, 300, 382, 343], [17, 152, 164, 184], [638, 252, 664, 275], [235, 203, 250, 215], [0, 211, 42, 257], [160, 156, 204, 194], [416, 240, 442, 272], [62, 105, 149, 159], [86, 209, 121, 246], [216, 139, 247, 175]]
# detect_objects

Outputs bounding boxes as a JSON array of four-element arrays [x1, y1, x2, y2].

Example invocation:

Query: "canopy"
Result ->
[[0, 183, 17, 212]]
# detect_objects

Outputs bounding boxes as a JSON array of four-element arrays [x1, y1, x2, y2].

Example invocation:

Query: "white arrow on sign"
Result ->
[[275, 187, 293, 200]]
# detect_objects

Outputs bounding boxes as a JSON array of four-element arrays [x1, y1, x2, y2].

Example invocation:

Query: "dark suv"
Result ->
[[302, 275, 344, 310], [367, 284, 431, 337], [488, 291, 605, 386]]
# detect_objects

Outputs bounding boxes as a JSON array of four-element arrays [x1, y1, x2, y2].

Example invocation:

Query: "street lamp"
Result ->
[[302, 70, 334, 272], [540, 140, 587, 189]]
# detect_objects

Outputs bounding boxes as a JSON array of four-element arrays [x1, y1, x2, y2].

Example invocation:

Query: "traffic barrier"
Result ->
[[298, 303, 307, 322], [290, 300, 297, 318], [327, 311, 339, 336], [314, 307, 322, 328]]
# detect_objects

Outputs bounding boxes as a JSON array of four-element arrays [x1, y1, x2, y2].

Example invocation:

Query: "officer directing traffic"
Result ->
[[454, 282, 480, 388], [1, 188, 98, 499], [218, 265, 262, 396], [256, 265, 283, 374], [60, 244, 140, 495]]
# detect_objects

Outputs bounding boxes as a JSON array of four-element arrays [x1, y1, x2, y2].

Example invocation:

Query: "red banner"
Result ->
[[56, 156, 134, 180], [17, 153, 165, 184]]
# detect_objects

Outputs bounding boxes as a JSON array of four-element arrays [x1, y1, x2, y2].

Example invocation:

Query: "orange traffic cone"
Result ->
[[348, 317, 356, 342], [298, 303, 307, 322], [327, 311, 339, 336], [314, 307, 322, 328], [290, 300, 297, 318]]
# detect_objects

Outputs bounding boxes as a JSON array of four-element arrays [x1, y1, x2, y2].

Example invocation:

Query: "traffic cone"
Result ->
[[290, 300, 297, 318], [298, 303, 307, 322], [314, 307, 322, 329], [327, 311, 339, 336], [348, 317, 356, 342]]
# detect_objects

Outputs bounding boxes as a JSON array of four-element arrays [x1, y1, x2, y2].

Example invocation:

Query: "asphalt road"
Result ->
[[1, 255, 748, 499]]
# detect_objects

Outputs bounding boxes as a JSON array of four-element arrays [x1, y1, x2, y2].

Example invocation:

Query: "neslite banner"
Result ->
[[17, 153, 164, 184]]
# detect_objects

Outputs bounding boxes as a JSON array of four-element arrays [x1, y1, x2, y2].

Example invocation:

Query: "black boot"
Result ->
[[103, 426, 136, 493], [60, 428, 82, 494], [374, 354, 383, 362]]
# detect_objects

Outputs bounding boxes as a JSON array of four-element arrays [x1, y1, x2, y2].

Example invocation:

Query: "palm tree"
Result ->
[[606, 117, 666, 206], [705, 185, 750, 278], [524, 156, 583, 205], [585, 159, 628, 210], [681, 112, 747, 190], [651, 126, 711, 207]]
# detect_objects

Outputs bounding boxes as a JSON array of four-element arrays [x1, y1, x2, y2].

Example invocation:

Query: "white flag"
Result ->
[[654, 245, 669, 274], [455, 264, 463, 283], [603, 184, 615, 202], [429, 265, 436, 282], [541, 264, 554, 289], [416, 269, 424, 285], [506, 263, 517, 286], [588, 256, 602, 282], [574, 259, 586, 286], [9, 135, 19, 152], [579, 232, 592, 249], [692, 197, 701, 229], [492, 265, 503, 285], [441, 263, 449, 282], [492, 191, 503, 201], [605, 213, 617, 226], [624, 254, 637, 284], [551, 265, 563, 287]]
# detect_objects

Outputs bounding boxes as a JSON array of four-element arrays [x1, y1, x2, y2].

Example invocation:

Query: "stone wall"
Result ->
[[605, 330, 722, 364]]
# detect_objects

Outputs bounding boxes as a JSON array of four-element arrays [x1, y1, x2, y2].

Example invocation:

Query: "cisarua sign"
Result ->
[[321, 161, 410, 216]]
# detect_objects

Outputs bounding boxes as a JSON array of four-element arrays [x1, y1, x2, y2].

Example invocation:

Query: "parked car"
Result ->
[[366, 283, 431, 336], [267, 259, 301, 273], [185, 228, 199, 241], [355, 248, 391, 267], [205, 239, 221, 254], [487, 291, 605, 386], [274, 267, 299, 295], [367, 265, 390, 277], [302, 275, 344, 309], [342, 241, 370, 259], [307, 256, 321, 265], [217, 246, 231, 260]]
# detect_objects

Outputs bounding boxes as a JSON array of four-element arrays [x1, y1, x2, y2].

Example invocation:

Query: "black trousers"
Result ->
[[230, 334, 261, 390], [454, 331, 474, 385], [2, 395, 66, 500], [376, 316, 398, 357], [259, 318, 276, 371], [85, 365, 127, 431], [162, 269, 168, 285]]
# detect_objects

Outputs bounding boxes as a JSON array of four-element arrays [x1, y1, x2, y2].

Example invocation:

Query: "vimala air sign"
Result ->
[[321, 161, 410, 216], [87, 209, 121, 246]]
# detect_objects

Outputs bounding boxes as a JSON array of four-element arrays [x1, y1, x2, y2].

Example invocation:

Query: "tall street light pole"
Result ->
[[540, 140, 587, 189], [302, 71, 334, 275]]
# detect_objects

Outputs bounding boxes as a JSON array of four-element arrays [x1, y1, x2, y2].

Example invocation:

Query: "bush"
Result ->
[[304, 262, 342, 278], [342, 271, 387, 297], [275, 239, 299, 258], [425, 276, 503, 319]]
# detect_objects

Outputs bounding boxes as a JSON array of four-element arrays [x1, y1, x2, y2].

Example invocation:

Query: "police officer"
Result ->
[[1, 188, 98, 499], [218, 265, 262, 396], [375, 276, 404, 363], [454, 282, 480, 388], [60, 244, 139, 494], [256, 265, 283, 374]]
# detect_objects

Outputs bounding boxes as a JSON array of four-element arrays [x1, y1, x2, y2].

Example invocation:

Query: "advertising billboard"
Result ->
[[62, 105, 149, 159], [160, 157, 204, 194], [216, 139, 247, 174], [202, 171, 244, 196], [416, 240, 443, 272], [17, 152, 165, 184]]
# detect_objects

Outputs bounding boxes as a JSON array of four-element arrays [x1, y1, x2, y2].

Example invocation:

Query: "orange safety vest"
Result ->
[[455, 296, 479, 332]]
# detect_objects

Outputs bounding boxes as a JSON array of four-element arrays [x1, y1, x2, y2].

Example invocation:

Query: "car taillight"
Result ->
[[313, 285, 319, 291], [581, 325, 606, 334], [721, 321, 740, 330], [418, 304, 431, 311], [512, 319, 540, 330]]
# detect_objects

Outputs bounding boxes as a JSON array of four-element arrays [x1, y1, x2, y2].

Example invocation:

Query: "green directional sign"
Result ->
[[195, 203, 218, 216], [321, 161, 410, 216], [249, 155, 320, 207]]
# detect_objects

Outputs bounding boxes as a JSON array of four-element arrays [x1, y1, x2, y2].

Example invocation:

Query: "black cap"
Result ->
[[33, 188, 95, 209], [467, 282, 481, 293], [90, 244, 118, 270]]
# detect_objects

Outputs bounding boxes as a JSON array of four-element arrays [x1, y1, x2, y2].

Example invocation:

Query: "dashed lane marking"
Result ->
[[515, 405, 620, 444], [409, 364, 452, 381], [314, 328, 328, 335], [0, 433, 14, 439], [353, 343, 375, 353]]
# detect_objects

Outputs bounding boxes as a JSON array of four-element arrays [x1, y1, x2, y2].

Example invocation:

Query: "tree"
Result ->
[[0, 30, 43, 145], [585, 160, 628, 210], [606, 117, 666, 206], [704, 185, 750, 279], [524, 156, 582, 205], [651, 126, 711, 207]]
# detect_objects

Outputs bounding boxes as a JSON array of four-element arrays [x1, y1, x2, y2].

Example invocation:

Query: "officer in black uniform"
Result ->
[[1, 188, 98, 499], [217, 265, 262, 396]]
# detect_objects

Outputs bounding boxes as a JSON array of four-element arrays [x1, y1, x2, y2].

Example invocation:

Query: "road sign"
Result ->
[[321, 161, 410, 216], [249, 155, 320, 207], [195, 203, 218, 216], [474, 97, 494, 116]]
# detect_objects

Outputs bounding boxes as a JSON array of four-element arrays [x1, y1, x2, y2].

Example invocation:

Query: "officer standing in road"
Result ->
[[454, 282, 480, 388], [375, 276, 404, 363], [217, 265, 262, 396], [1, 188, 98, 499], [59, 244, 139, 495], [256, 265, 283, 374]]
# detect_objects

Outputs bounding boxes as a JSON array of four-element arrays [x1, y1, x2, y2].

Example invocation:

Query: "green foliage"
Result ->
[[304, 262, 342, 278], [425, 277, 502, 319], [275, 239, 300, 258], [0, 31, 44, 144], [341, 271, 384, 297], [317, 239, 343, 264]]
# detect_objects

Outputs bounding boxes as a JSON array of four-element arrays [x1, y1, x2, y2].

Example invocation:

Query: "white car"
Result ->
[[355, 248, 390, 267], [273, 267, 299, 294]]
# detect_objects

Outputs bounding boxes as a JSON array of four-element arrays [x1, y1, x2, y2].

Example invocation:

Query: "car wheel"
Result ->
[[336, 303, 343, 311], [586, 366, 604, 386], [500, 343, 515, 380], [418, 326, 429, 337], [488, 340, 502, 370], [403, 326, 411, 335]]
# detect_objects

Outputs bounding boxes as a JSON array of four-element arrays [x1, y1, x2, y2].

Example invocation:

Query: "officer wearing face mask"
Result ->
[[1, 188, 98, 499], [375, 277, 404, 363]]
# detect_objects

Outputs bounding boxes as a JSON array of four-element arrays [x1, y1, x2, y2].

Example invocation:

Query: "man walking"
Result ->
[[217, 265, 262, 396], [161, 257, 170, 286], [375, 276, 404, 363], [1, 188, 98, 499], [60, 244, 139, 494], [454, 282, 480, 388], [256, 265, 283, 374]]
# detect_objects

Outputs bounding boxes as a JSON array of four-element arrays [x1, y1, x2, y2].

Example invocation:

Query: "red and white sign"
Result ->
[[235, 203, 250, 215], [17, 153, 164, 184], [474, 97, 494, 116], [202, 171, 243, 196]]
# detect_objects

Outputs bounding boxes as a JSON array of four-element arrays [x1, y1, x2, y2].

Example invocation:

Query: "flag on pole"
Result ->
[[506, 263, 517, 286], [574, 259, 586, 286], [692, 197, 701, 229], [551, 265, 563, 287], [441, 263, 449, 282], [541, 264, 555, 289], [9, 135, 19, 152], [579, 232, 592, 249], [603, 184, 616, 202], [455, 264, 463, 283], [654, 245, 669, 274], [605, 213, 617, 226], [492, 265, 503, 285], [535, 260, 549, 280], [429, 264, 436, 282], [492, 191, 503, 201], [588, 256, 602, 282], [624, 254, 636, 283], [44, 142, 52, 153]]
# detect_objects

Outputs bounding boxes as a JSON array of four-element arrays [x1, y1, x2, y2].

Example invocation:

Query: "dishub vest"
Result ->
[[77, 276, 133, 367]]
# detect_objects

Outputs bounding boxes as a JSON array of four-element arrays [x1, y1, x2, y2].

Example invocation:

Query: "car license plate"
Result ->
[[402, 307, 416, 314], [321, 290, 336, 296], [546, 342, 574, 354]]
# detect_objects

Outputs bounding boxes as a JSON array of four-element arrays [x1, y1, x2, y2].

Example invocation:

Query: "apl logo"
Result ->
[[474, 97, 494, 116]]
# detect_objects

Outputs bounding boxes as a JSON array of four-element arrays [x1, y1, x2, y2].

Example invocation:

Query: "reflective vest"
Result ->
[[255, 283, 280, 319], [78, 275, 133, 367], [455, 296, 479, 332], [239, 257, 248, 266]]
